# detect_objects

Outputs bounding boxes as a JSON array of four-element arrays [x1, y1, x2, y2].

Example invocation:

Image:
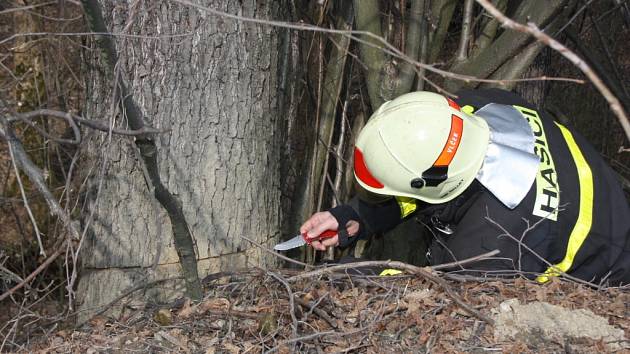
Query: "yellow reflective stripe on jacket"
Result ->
[[396, 196, 417, 218], [537, 123, 594, 283]]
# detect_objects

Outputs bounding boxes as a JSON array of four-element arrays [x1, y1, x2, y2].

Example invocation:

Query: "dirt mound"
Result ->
[[12, 269, 630, 353], [494, 299, 627, 351]]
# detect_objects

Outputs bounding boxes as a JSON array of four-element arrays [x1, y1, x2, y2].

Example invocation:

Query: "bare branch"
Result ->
[[0, 103, 83, 302], [476, 0, 630, 141], [11, 109, 168, 137], [7, 143, 45, 256], [0, 247, 65, 302], [267, 271, 299, 340], [0, 105, 81, 241], [431, 249, 501, 271]]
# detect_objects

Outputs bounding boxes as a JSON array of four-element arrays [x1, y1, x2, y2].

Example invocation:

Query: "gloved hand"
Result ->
[[300, 205, 361, 251]]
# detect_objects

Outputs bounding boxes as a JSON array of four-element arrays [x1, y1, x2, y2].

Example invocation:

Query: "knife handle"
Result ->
[[302, 229, 337, 244]]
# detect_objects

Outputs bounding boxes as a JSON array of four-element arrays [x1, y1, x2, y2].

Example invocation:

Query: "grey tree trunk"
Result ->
[[77, 0, 287, 321]]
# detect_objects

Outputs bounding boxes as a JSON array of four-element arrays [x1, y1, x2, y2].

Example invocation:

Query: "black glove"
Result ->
[[328, 204, 363, 248]]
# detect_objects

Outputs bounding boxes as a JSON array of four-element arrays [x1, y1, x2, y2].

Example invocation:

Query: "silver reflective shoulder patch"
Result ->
[[474, 104, 539, 209]]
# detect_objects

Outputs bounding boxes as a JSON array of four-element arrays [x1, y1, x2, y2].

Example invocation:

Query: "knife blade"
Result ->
[[273, 230, 337, 251]]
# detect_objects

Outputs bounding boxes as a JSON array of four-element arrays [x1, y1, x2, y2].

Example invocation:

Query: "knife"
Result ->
[[273, 230, 338, 251]]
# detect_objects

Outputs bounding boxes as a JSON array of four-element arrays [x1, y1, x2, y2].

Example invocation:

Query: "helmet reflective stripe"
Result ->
[[447, 97, 461, 111], [422, 114, 463, 187], [354, 91, 490, 204], [433, 114, 463, 166], [354, 148, 384, 189]]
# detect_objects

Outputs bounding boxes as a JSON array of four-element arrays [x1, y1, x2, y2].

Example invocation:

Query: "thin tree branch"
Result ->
[[0, 106, 81, 241], [11, 109, 168, 137], [267, 271, 299, 341], [293, 295, 338, 329], [7, 143, 45, 256], [431, 249, 501, 271], [476, 0, 630, 141], [0, 247, 65, 302]]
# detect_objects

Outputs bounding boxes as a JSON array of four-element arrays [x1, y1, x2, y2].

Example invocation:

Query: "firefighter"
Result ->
[[300, 88, 630, 285]]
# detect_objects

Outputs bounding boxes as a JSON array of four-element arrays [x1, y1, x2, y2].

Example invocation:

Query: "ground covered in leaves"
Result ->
[[11, 269, 630, 353]]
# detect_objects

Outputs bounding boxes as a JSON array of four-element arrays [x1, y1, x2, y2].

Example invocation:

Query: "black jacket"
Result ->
[[351, 89, 630, 286]]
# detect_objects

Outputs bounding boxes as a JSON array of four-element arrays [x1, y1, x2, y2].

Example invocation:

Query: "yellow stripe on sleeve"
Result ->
[[537, 123, 594, 283]]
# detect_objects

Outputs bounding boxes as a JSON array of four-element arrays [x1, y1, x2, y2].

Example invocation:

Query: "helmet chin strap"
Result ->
[[473, 104, 540, 209]]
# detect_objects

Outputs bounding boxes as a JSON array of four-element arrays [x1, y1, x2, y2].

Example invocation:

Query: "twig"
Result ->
[[9, 109, 81, 145], [431, 249, 500, 271], [286, 260, 494, 324], [267, 271, 299, 340], [204, 309, 261, 320], [11, 109, 167, 137], [0, 106, 81, 240], [0, 264, 24, 284], [293, 296, 337, 329], [476, 0, 630, 141], [7, 143, 45, 256], [0, 247, 64, 302]]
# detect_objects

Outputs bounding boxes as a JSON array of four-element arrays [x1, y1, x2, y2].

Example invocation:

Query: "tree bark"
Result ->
[[81, 0, 203, 301], [393, 0, 425, 96], [77, 0, 287, 321]]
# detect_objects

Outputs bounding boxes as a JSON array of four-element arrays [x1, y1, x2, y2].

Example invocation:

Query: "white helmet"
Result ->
[[354, 91, 490, 204]]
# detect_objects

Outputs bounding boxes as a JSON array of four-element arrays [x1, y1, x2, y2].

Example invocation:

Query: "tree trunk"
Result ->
[[77, 0, 287, 321]]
